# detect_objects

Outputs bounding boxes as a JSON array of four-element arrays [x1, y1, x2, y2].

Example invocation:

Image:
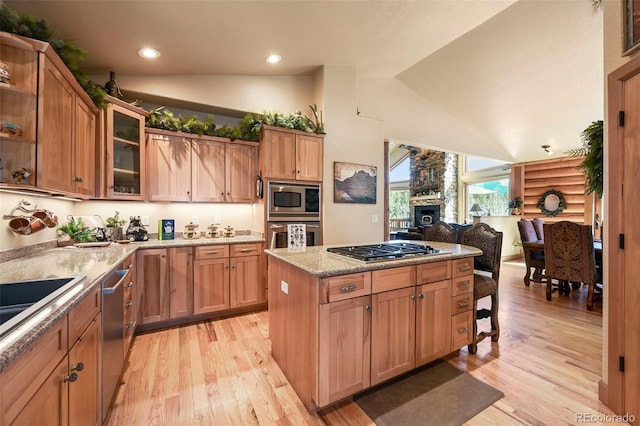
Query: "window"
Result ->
[[462, 156, 511, 220], [390, 156, 410, 225]]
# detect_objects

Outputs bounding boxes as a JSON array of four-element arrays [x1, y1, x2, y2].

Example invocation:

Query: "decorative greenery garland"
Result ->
[[537, 189, 566, 217]]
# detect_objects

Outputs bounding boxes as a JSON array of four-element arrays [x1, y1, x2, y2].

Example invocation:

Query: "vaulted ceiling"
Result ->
[[4, 0, 603, 163]]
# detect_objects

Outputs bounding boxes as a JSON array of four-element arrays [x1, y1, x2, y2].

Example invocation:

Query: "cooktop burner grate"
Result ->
[[326, 242, 450, 262]]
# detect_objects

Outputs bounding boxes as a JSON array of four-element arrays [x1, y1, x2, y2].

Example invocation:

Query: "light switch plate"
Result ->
[[372, 214, 378, 223], [141, 215, 150, 226], [281, 280, 289, 294], [192, 215, 199, 225], [214, 215, 221, 225]]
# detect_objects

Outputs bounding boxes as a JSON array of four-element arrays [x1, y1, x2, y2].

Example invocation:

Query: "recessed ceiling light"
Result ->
[[138, 47, 161, 59], [265, 54, 282, 64]]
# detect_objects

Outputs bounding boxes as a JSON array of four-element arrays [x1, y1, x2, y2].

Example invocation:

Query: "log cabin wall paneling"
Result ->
[[511, 156, 594, 224]]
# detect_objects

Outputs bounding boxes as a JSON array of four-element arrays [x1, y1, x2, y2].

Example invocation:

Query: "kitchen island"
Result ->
[[265, 241, 482, 411]]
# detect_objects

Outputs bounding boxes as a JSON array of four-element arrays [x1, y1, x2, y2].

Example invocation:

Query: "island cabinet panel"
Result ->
[[415, 280, 452, 366], [371, 266, 415, 293], [370, 286, 416, 386], [452, 310, 473, 350], [320, 272, 372, 303], [416, 261, 451, 284], [316, 296, 371, 407], [452, 257, 474, 278]]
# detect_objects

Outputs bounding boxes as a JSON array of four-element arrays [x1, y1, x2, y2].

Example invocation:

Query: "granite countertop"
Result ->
[[264, 241, 482, 278], [0, 234, 265, 372]]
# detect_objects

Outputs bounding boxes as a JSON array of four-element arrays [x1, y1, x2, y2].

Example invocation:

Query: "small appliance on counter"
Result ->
[[223, 225, 235, 237], [126, 216, 148, 241], [205, 224, 221, 238], [183, 223, 201, 239]]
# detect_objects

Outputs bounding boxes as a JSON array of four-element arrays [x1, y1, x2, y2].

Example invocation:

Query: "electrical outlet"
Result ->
[[141, 215, 150, 226], [192, 215, 199, 225], [280, 280, 289, 294], [214, 215, 221, 225], [372, 214, 378, 223]]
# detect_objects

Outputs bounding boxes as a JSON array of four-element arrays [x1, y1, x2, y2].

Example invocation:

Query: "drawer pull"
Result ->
[[458, 301, 470, 308], [239, 248, 255, 252], [457, 327, 469, 334], [458, 265, 471, 272], [125, 300, 133, 307], [205, 250, 220, 254], [340, 284, 358, 293], [457, 282, 470, 289], [126, 281, 134, 288], [125, 321, 134, 328], [64, 373, 78, 383], [71, 362, 84, 372]]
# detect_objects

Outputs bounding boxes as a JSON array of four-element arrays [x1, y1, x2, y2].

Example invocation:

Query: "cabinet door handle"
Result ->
[[339, 284, 358, 293], [458, 265, 471, 272], [365, 305, 372, 312], [458, 301, 470, 308], [418, 293, 424, 299], [126, 281, 134, 288], [71, 362, 84, 372], [457, 327, 469, 334], [125, 300, 133, 307], [64, 372, 78, 383], [73, 176, 83, 183], [125, 321, 134, 328], [410, 295, 417, 300]]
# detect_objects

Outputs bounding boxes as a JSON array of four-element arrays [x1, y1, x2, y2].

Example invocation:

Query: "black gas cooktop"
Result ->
[[326, 242, 450, 262]]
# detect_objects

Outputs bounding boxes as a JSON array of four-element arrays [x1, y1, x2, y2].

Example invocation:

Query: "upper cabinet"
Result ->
[[259, 125, 323, 182], [101, 96, 148, 200], [1, 32, 98, 197], [0, 33, 39, 187], [146, 129, 257, 203]]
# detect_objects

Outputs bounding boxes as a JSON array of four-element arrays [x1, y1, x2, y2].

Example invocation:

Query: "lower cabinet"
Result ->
[[138, 247, 193, 325], [123, 254, 137, 355], [1, 286, 102, 425]]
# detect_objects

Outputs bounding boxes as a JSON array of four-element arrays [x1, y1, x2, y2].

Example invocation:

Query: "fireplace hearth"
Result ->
[[414, 205, 440, 227]]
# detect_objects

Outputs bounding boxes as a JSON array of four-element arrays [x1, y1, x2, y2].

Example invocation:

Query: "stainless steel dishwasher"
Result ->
[[101, 265, 128, 421]]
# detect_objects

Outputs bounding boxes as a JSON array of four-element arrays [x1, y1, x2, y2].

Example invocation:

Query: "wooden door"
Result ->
[[370, 287, 415, 385], [230, 255, 263, 308], [73, 96, 97, 197], [9, 357, 68, 426], [146, 133, 192, 201], [193, 258, 230, 314], [168, 247, 193, 318], [68, 316, 101, 426], [317, 296, 371, 407], [191, 139, 225, 202], [261, 129, 296, 179], [226, 143, 257, 203], [137, 249, 169, 324], [295, 134, 323, 181], [37, 55, 74, 193], [415, 280, 451, 367]]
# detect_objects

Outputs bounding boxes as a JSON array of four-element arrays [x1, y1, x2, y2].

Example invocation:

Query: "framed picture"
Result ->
[[334, 162, 377, 204], [625, 0, 640, 55]]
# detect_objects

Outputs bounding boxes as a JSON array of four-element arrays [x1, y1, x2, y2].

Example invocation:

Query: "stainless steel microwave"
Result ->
[[268, 181, 321, 222]]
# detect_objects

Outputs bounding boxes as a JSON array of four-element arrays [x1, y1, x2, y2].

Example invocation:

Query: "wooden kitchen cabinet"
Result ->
[[194, 257, 230, 314], [137, 247, 193, 326], [36, 51, 98, 197], [317, 296, 371, 407], [415, 280, 452, 366], [145, 129, 257, 203], [230, 253, 263, 308], [123, 254, 137, 355], [68, 315, 101, 426], [0, 32, 38, 186], [259, 125, 323, 182], [102, 96, 147, 200]]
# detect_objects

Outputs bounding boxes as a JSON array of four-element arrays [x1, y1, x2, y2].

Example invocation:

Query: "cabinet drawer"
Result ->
[[68, 286, 101, 347], [195, 245, 229, 260], [452, 276, 473, 297], [230, 243, 262, 257], [372, 266, 415, 293], [416, 261, 451, 284], [451, 293, 473, 315], [452, 257, 474, 278], [451, 311, 473, 349], [1, 318, 68, 425], [321, 272, 372, 303]]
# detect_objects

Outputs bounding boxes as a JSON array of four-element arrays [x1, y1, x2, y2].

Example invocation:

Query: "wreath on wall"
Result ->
[[537, 189, 566, 217]]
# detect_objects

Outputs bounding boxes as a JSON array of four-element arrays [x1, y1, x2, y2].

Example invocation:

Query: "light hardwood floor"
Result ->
[[107, 262, 624, 425]]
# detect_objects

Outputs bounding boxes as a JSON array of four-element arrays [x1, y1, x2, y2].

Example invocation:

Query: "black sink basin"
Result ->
[[0, 277, 77, 327]]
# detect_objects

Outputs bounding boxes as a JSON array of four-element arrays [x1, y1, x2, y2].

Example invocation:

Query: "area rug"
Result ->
[[354, 361, 504, 426]]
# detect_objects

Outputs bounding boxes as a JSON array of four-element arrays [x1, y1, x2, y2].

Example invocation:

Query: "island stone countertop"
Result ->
[[265, 241, 482, 278], [0, 234, 264, 371]]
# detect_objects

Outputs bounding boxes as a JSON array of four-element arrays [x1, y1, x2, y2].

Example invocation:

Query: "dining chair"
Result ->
[[543, 221, 598, 311], [517, 219, 545, 286], [422, 220, 458, 243], [532, 217, 545, 240], [460, 223, 503, 354]]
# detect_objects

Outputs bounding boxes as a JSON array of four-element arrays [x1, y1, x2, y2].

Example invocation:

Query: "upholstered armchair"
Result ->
[[460, 223, 503, 354], [517, 219, 545, 286]]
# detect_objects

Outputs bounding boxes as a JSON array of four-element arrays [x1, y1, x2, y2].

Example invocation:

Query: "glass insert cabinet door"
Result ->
[[105, 101, 146, 200]]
